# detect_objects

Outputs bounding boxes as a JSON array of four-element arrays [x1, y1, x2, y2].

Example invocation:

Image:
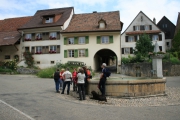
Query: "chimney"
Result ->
[[153, 18, 156, 24], [93, 11, 97, 13]]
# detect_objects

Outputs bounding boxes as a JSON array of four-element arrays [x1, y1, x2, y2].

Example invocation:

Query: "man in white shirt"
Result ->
[[61, 68, 72, 95]]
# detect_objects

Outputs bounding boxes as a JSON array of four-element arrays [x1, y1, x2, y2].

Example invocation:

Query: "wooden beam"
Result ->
[[14, 45, 19, 51]]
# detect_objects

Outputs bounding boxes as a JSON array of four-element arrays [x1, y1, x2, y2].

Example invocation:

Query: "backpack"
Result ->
[[105, 68, 111, 77], [54, 72, 60, 80]]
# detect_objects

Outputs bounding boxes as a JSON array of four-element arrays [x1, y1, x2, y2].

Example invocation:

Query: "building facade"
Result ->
[[157, 16, 176, 50], [62, 11, 122, 71], [121, 11, 166, 58]]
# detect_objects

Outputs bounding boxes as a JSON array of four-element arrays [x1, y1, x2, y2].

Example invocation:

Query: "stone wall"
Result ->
[[17, 67, 39, 74], [120, 62, 180, 77]]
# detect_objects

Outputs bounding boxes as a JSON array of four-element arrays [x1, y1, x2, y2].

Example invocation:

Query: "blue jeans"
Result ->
[[62, 81, 71, 94], [99, 77, 106, 96], [59, 79, 64, 89], [54, 79, 60, 92]]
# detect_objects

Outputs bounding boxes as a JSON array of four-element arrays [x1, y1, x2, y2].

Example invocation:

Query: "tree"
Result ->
[[172, 29, 180, 59], [134, 34, 154, 57]]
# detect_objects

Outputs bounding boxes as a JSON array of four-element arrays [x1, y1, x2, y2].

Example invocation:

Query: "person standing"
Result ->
[[54, 69, 60, 93], [82, 66, 88, 95], [98, 63, 107, 96], [72, 68, 78, 92], [61, 68, 72, 95], [59, 69, 65, 90], [77, 68, 86, 100]]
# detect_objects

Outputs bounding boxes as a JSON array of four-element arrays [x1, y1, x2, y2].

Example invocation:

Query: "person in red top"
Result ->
[[59, 68, 65, 90], [72, 68, 78, 92]]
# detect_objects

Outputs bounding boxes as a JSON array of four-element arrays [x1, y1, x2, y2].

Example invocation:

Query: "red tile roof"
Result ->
[[175, 12, 180, 36], [19, 7, 73, 29], [0, 16, 32, 46], [126, 30, 161, 35], [62, 11, 121, 33], [0, 16, 32, 32]]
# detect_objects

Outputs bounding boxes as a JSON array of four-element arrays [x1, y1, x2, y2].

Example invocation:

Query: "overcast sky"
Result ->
[[0, 0, 179, 32]]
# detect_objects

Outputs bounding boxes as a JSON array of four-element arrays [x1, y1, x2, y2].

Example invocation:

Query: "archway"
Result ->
[[94, 49, 117, 72]]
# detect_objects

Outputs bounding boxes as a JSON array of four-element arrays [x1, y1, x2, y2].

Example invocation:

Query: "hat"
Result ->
[[102, 63, 106, 67]]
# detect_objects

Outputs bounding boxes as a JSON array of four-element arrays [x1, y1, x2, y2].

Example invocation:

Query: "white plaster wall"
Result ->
[[63, 9, 74, 30], [121, 12, 166, 58], [62, 32, 121, 71]]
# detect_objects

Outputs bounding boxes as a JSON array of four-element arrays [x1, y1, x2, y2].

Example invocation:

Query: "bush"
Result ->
[[0, 67, 12, 73]]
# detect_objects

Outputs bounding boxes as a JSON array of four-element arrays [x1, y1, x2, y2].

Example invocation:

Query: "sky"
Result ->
[[0, 0, 179, 32]]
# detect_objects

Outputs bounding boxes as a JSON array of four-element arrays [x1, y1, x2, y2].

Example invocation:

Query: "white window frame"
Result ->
[[50, 46, 57, 52], [135, 26, 140, 31], [49, 32, 57, 39], [128, 36, 134, 42], [152, 35, 159, 41], [124, 48, 130, 54], [68, 38, 74, 45], [101, 36, 109, 44], [78, 37, 85, 44], [25, 34, 31, 39], [36, 46, 42, 53], [79, 49, 85, 57], [144, 25, 149, 30], [45, 17, 53, 23], [36, 33, 42, 39], [68, 50, 74, 57]]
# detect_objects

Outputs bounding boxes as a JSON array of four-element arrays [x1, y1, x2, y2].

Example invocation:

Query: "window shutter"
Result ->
[[64, 50, 67, 58], [159, 34, 162, 41], [130, 48, 133, 54], [75, 37, 78, 44], [85, 36, 89, 44], [135, 36, 137, 42], [125, 36, 128, 42], [149, 25, 152, 30], [31, 47, 35, 54], [57, 45, 60, 53], [74, 49, 78, 58], [109, 36, 113, 43], [133, 26, 135, 31], [64, 38, 67, 45], [97, 36, 101, 44], [45, 46, 49, 54], [85, 49, 88, 57], [122, 48, 124, 54]]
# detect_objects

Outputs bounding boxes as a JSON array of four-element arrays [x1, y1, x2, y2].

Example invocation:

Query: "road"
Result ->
[[0, 75, 180, 120]]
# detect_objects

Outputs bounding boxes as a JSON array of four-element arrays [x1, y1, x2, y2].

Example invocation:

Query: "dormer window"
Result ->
[[98, 19, 107, 29], [45, 17, 53, 23]]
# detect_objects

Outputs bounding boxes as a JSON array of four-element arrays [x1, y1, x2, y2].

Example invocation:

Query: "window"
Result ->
[[49, 32, 57, 40], [45, 17, 53, 23], [25, 47, 29, 52], [79, 49, 85, 57], [78, 37, 85, 44], [101, 36, 109, 44], [68, 38, 74, 44], [37, 61, 40, 64], [49, 46, 57, 53], [51, 61, 55, 64], [36, 33, 42, 40], [68, 50, 74, 57], [36, 46, 42, 54], [25, 34, 31, 41], [5, 55, 10, 59], [124, 48, 130, 54], [99, 22, 105, 28], [128, 36, 134, 42], [144, 25, 149, 30], [134, 26, 140, 31], [159, 46, 162, 51], [152, 35, 159, 41], [166, 42, 170, 47]]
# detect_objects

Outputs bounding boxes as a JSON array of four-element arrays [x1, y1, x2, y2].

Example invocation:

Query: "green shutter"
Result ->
[[74, 49, 78, 58], [109, 36, 113, 43], [64, 38, 67, 45], [85, 36, 89, 44], [85, 49, 88, 57], [97, 36, 101, 44], [74, 37, 78, 44], [64, 50, 67, 58]]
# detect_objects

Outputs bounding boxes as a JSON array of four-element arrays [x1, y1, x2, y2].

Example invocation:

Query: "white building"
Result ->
[[121, 11, 166, 58]]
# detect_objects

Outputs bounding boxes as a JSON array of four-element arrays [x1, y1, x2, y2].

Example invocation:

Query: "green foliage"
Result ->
[[121, 54, 147, 64], [37, 67, 55, 78], [172, 29, 180, 55], [0, 59, 17, 70], [23, 52, 34, 67], [134, 34, 154, 57], [162, 52, 180, 64], [0, 67, 12, 73]]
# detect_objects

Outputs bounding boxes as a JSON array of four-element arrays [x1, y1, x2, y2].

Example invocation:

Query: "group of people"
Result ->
[[53, 63, 108, 100]]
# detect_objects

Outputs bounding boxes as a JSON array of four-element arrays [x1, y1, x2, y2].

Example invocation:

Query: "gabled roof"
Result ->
[[0, 16, 32, 46], [122, 11, 162, 34], [175, 12, 180, 36], [157, 16, 176, 27], [62, 11, 121, 33], [19, 7, 74, 30]]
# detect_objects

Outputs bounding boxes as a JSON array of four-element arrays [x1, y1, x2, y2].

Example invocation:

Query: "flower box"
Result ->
[[24, 38, 31, 41], [35, 38, 42, 40], [35, 52, 42, 54], [49, 51, 56, 53], [49, 36, 56, 40]]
